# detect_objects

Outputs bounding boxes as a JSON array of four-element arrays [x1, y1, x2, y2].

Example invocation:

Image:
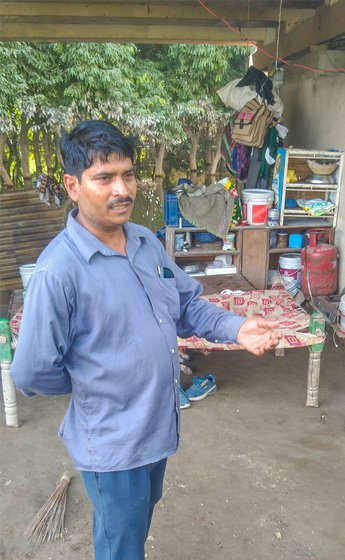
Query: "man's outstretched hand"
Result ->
[[237, 317, 282, 356]]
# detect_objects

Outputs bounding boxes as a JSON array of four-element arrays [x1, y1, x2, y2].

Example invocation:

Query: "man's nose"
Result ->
[[111, 177, 128, 196]]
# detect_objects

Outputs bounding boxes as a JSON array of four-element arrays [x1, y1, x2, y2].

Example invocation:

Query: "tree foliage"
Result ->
[[0, 41, 250, 198]]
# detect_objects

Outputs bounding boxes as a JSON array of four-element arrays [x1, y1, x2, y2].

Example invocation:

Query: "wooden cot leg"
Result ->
[[1, 360, 19, 427], [306, 351, 321, 407], [275, 348, 285, 357], [306, 312, 325, 408], [0, 318, 19, 427]]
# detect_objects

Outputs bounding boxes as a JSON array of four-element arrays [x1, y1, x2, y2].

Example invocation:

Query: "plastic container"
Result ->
[[164, 192, 194, 227], [214, 254, 233, 266], [289, 233, 303, 248], [175, 233, 185, 251], [19, 264, 36, 289], [339, 295, 345, 333], [279, 253, 302, 295], [241, 189, 274, 225], [277, 232, 288, 248], [270, 231, 278, 248], [267, 208, 279, 226], [222, 232, 236, 251]]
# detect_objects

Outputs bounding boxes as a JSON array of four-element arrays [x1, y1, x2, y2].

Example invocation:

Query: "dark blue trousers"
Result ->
[[81, 459, 167, 560]]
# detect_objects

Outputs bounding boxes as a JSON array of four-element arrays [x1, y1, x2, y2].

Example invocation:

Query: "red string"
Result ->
[[196, 0, 345, 74]]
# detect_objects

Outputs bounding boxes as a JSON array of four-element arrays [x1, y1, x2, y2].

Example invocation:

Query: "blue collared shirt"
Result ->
[[11, 210, 245, 471]]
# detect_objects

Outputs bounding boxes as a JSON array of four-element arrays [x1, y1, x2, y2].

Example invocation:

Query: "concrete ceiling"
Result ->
[[0, 0, 344, 68]]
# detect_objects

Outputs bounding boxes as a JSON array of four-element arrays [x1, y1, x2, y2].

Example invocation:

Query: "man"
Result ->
[[12, 120, 281, 560]]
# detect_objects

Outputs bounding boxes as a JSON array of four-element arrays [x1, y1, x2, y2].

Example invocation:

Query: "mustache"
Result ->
[[108, 197, 134, 209]]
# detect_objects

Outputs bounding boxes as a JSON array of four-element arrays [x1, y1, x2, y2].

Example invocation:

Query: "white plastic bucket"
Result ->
[[339, 294, 345, 333], [241, 189, 274, 225], [19, 263, 36, 289], [279, 254, 302, 296]]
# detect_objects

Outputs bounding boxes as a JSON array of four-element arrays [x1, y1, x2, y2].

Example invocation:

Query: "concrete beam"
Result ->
[[253, 1, 345, 69], [0, 2, 315, 25], [0, 22, 267, 44]]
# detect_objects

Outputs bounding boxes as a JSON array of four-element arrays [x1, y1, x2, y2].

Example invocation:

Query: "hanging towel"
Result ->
[[178, 182, 234, 239]]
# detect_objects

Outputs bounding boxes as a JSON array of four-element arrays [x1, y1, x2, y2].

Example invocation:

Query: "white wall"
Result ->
[[280, 49, 345, 292]]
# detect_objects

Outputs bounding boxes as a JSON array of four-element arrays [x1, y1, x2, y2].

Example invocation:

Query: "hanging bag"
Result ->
[[232, 98, 273, 148]]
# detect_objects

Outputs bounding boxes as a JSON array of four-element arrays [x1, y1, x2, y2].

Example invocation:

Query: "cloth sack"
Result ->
[[217, 78, 257, 111], [232, 99, 274, 148]]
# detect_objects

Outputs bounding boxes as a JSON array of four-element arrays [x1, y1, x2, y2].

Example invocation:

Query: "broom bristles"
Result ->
[[24, 472, 72, 545]]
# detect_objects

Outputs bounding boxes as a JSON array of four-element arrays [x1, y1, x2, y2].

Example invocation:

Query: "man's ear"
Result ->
[[64, 174, 80, 202]]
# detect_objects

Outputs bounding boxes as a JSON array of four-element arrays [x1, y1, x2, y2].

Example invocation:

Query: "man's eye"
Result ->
[[125, 172, 135, 179]]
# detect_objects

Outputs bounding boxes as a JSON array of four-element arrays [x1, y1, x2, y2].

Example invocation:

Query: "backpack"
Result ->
[[232, 98, 274, 148]]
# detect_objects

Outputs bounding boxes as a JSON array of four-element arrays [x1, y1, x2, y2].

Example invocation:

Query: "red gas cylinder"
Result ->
[[301, 239, 337, 298]]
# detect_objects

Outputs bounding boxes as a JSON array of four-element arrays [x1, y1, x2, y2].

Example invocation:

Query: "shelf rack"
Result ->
[[275, 148, 343, 227]]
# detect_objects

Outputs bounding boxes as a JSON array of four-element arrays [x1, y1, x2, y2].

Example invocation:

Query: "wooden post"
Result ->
[[165, 226, 175, 259], [0, 318, 19, 427]]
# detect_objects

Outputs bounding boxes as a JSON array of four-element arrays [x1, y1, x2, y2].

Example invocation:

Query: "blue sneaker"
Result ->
[[179, 385, 191, 409], [185, 374, 217, 401]]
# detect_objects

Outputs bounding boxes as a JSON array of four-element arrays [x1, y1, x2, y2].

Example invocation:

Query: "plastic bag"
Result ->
[[296, 198, 335, 217], [218, 177, 243, 226]]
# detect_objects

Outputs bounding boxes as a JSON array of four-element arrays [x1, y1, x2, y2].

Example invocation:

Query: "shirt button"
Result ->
[[215, 339, 218, 343], [171, 349, 175, 354], [175, 379, 178, 384], [159, 318, 163, 323]]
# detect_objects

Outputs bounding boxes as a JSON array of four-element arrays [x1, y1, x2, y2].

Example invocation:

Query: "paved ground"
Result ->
[[1, 335, 345, 560]]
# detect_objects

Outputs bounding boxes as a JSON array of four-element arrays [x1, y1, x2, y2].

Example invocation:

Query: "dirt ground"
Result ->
[[1, 335, 345, 560]]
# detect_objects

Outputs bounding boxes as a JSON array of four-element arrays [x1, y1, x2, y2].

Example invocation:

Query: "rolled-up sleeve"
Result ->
[[11, 270, 73, 397]]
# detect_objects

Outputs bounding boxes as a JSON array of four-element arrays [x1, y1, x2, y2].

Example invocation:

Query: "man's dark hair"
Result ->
[[61, 120, 137, 180]]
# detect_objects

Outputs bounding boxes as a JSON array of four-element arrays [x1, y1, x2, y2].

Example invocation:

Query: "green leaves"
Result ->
[[164, 44, 250, 103], [0, 41, 249, 188], [0, 40, 248, 135]]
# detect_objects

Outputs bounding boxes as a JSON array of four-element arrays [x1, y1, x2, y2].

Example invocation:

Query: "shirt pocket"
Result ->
[[158, 277, 180, 323]]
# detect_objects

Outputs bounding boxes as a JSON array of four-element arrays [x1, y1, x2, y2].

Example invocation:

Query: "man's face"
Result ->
[[64, 153, 137, 234]]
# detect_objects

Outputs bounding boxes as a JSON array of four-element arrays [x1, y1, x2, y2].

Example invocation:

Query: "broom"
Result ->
[[24, 472, 72, 544]]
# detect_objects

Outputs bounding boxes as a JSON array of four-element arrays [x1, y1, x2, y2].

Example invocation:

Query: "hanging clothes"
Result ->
[[236, 66, 274, 105], [221, 123, 251, 181], [236, 144, 251, 180], [221, 123, 235, 172], [260, 127, 283, 181], [246, 147, 269, 189]]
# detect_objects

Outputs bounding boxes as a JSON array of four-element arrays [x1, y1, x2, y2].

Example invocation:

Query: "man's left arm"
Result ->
[[159, 250, 245, 343], [159, 247, 281, 353]]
